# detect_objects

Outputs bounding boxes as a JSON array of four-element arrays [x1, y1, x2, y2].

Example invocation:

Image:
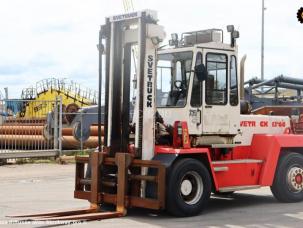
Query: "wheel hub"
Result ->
[[295, 174, 302, 185], [181, 180, 193, 196], [287, 167, 303, 192], [179, 171, 203, 205]]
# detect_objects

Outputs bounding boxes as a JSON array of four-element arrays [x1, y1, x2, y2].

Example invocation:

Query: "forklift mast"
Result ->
[[99, 10, 165, 160]]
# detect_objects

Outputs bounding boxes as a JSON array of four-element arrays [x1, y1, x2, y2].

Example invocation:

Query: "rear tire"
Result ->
[[166, 158, 211, 217], [271, 153, 303, 202]]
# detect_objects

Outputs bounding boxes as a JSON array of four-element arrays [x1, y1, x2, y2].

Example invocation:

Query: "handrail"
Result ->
[[21, 78, 97, 104]]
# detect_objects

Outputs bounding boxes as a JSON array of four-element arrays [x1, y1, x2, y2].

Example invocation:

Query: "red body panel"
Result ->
[[155, 146, 210, 154], [155, 145, 220, 189], [172, 121, 191, 149], [250, 134, 303, 185], [155, 134, 303, 190], [213, 162, 262, 188]]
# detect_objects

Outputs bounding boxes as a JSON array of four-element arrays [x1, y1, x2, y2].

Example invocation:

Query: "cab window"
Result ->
[[205, 53, 227, 105], [230, 55, 238, 106], [191, 52, 203, 107], [157, 51, 193, 107]]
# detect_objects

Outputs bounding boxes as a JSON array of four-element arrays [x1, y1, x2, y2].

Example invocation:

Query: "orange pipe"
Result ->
[[62, 128, 73, 135], [62, 126, 104, 136], [62, 136, 102, 149], [0, 135, 50, 149], [89, 126, 104, 136], [0, 135, 102, 150], [4, 117, 46, 125], [0, 126, 44, 135]]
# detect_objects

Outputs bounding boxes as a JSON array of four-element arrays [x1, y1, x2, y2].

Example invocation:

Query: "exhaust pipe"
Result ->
[[240, 55, 247, 100]]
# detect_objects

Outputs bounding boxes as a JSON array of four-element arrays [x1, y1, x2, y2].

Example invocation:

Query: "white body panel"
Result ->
[[155, 27, 291, 148], [157, 48, 204, 135], [201, 48, 239, 135], [157, 45, 240, 136], [235, 115, 290, 146], [141, 40, 157, 160], [157, 108, 203, 135]]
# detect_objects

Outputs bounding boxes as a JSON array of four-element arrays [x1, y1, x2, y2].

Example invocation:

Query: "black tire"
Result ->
[[166, 158, 211, 217], [145, 167, 157, 199], [271, 153, 303, 203]]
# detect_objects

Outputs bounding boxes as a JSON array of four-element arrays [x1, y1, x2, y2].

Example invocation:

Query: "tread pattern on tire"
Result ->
[[166, 158, 212, 217], [271, 152, 303, 203]]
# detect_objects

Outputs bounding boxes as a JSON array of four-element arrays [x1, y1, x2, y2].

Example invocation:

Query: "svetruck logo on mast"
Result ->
[[297, 7, 303, 23], [146, 55, 154, 108]]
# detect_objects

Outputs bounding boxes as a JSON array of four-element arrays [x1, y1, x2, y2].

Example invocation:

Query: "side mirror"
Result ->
[[194, 64, 207, 81]]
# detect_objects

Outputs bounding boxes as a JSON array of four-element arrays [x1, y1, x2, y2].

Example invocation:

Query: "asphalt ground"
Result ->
[[0, 163, 303, 228]]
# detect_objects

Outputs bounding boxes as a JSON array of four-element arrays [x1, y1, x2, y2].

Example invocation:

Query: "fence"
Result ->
[[59, 111, 99, 154], [0, 98, 61, 159], [0, 97, 103, 160]]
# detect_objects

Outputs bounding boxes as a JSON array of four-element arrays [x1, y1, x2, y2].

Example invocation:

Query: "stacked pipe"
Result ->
[[0, 117, 101, 150], [59, 125, 102, 150], [4, 117, 46, 125], [0, 118, 51, 150]]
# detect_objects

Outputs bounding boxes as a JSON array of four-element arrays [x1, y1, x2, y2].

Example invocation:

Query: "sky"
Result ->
[[0, 0, 302, 98]]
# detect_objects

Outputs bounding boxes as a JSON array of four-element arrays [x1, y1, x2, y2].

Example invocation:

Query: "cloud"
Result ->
[[0, 0, 302, 98], [0, 64, 27, 75], [33, 24, 74, 34]]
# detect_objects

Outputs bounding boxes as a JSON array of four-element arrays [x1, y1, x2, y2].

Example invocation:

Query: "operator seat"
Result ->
[[167, 80, 188, 106], [166, 90, 180, 106], [175, 93, 186, 106]]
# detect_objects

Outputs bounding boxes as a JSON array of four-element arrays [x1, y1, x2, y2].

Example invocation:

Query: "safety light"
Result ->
[[171, 33, 178, 41], [227, 25, 239, 47], [169, 33, 179, 47], [232, 30, 240, 39], [227, 25, 234, 33]]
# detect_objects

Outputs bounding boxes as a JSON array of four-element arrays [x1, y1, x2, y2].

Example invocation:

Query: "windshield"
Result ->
[[156, 51, 193, 107]]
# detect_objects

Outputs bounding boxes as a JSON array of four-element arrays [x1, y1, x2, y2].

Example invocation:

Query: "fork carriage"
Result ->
[[74, 152, 166, 213]]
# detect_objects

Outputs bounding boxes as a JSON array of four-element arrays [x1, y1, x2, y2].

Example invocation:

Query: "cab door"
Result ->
[[202, 50, 240, 135], [187, 51, 203, 135]]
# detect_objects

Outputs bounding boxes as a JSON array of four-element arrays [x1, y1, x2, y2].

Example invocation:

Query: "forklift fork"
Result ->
[[8, 152, 166, 221]]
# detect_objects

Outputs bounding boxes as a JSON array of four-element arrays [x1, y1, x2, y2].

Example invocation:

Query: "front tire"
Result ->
[[166, 158, 211, 217], [271, 153, 303, 202]]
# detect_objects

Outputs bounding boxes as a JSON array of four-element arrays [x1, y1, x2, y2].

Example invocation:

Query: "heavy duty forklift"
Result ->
[[10, 10, 303, 221]]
